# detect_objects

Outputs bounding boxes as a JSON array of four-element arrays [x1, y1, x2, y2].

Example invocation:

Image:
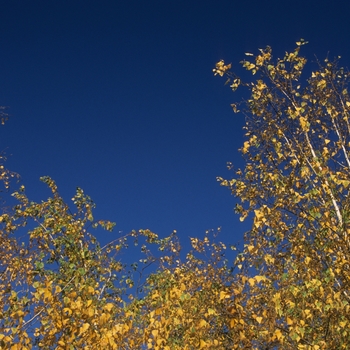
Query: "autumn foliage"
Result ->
[[1, 41, 350, 349], [214, 39, 350, 348]]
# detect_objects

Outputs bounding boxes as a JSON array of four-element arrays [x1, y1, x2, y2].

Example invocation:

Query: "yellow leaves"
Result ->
[[300, 166, 310, 178], [254, 275, 267, 283], [335, 179, 350, 188], [0, 177, 156, 349], [11, 309, 25, 319], [317, 79, 327, 90], [231, 287, 241, 296], [286, 317, 294, 326], [198, 319, 207, 328], [264, 254, 275, 265], [103, 303, 114, 312], [213, 60, 231, 77], [99, 312, 111, 326], [5, 41, 350, 349], [253, 205, 270, 228], [248, 278, 255, 286], [169, 286, 183, 299], [58, 340, 66, 347], [35, 286, 54, 303], [219, 291, 230, 300], [190, 237, 198, 249], [246, 275, 267, 287], [339, 320, 347, 328], [254, 316, 262, 324], [242, 141, 250, 154], [272, 292, 282, 315], [246, 244, 255, 253], [246, 63, 256, 71], [230, 103, 240, 113], [252, 80, 268, 100], [63, 307, 72, 316], [273, 328, 283, 341], [78, 322, 90, 336], [299, 116, 310, 132], [230, 79, 241, 92], [239, 331, 246, 340], [255, 54, 269, 67], [71, 297, 83, 310], [229, 318, 236, 328], [85, 305, 95, 318], [286, 300, 295, 309], [154, 308, 162, 316], [113, 323, 131, 336], [9, 344, 25, 350], [304, 256, 311, 265], [321, 146, 329, 158], [303, 309, 312, 319], [207, 308, 216, 316], [296, 38, 308, 46], [151, 290, 160, 301], [242, 59, 257, 74], [199, 339, 207, 349]]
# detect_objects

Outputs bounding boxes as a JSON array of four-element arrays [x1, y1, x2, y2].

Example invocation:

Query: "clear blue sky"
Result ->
[[1, 0, 350, 253]]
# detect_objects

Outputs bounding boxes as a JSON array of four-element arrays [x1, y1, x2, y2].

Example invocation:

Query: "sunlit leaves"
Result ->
[[214, 40, 350, 348], [0, 172, 173, 348], [212, 60, 231, 77]]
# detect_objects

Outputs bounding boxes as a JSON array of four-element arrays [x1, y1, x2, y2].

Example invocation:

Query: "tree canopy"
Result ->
[[214, 39, 350, 348], [1, 41, 350, 349]]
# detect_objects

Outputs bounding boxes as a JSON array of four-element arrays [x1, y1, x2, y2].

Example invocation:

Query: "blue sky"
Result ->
[[1, 0, 350, 254]]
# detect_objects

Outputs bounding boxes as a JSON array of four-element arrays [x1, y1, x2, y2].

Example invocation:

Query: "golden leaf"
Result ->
[[104, 303, 114, 312], [79, 322, 90, 335], [256, 316, 263, 324], [274, 329, 283, 340], [199, 339, 207, 349], [219, 291, 230, 300], [207, 308, 216, 315], [299, 116, 309, 132], [254, 275, 266, 283], [247, 245, 255, 252], [199, 319, 207, 328], [248, 278, 255, 286], [286, 317, 293, 325]]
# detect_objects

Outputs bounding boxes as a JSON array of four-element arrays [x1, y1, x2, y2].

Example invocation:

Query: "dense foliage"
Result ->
[[1, 41, 350, 349], [214, 40, 350, 348]]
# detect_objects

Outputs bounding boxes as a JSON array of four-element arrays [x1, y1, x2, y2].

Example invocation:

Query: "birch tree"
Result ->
[[214, 40, 350, 348]]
